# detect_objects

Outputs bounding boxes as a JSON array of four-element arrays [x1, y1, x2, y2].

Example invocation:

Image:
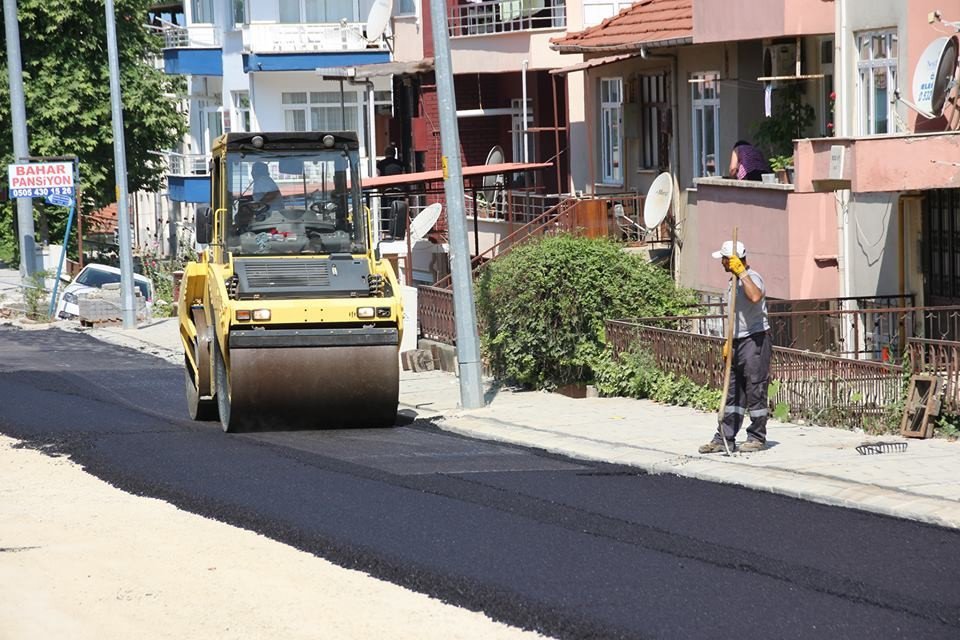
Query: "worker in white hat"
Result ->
[[699, 240, 771, 454]]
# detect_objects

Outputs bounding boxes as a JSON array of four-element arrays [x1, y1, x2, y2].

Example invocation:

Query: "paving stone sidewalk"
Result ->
[[45, 317, 960, 531]]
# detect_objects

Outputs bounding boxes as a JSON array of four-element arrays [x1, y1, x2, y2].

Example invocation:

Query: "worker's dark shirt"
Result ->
[[377, 158, 405, 176]]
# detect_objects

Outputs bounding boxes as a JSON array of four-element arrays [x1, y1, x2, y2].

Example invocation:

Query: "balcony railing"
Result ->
[[448, 0, 566, 37], [244, 22, 380, 53], [149, 20, 221, 49], [155, 151, 211, 177]]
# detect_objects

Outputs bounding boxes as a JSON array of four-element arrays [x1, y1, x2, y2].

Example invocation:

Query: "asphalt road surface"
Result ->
[[2, 325, 959, 639]]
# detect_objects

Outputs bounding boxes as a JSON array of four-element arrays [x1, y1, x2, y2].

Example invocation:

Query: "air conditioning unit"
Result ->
[[763, 43, 798, 79]]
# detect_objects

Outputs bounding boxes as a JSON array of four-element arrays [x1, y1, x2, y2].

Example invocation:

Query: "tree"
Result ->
[[0, 0, 186, 263]]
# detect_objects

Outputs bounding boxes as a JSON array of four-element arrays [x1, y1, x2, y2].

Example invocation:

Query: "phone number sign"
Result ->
[[7, 162, 75, 198]]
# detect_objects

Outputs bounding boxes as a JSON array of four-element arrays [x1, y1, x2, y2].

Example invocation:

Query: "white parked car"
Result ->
[[56, 264, 153, 321]]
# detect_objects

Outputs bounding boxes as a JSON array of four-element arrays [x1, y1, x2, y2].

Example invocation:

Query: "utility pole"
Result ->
[[427, 0, 484, 408], [104, 0, 137, 329], [3, 0, 39, 279]]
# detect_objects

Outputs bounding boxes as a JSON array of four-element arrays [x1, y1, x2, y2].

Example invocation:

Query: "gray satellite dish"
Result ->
[[643, 172, 673, 230], [481, 145, 505, 210], [365, 0, 393, 42], [409, 202, 442, 242], [912, 35, 959, 118]]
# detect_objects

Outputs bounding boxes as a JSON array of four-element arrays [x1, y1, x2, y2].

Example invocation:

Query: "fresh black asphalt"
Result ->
[[1, 325, 959, 639]]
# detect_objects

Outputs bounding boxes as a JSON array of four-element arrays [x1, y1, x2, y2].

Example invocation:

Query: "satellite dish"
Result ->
[[409, 203, 442, 242], [912, 35, 959, 118], [481, 145, 505, 210], [643, 172, 673, 229], [365, 0, 393, 42]]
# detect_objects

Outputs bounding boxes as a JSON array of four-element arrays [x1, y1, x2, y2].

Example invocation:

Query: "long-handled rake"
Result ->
[[716, 228, 739, 456]]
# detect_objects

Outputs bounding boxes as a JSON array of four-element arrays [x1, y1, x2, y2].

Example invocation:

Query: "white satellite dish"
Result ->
[[409, 203, 442, 242], [481, 145, 505, 209], [365, 0, 393, 42], [643, 172, 673, 230], [912, 35, 959, 118]]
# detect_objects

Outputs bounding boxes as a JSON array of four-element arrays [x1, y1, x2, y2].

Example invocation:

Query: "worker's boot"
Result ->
[[698, 439, 735, 454]]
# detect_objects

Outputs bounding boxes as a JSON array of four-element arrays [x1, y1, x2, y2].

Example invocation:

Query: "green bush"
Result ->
[[137, 242, 197, 318], [593, 347, 721, 411], [476, 234, 696, 389], [23, 270, 52, 321]]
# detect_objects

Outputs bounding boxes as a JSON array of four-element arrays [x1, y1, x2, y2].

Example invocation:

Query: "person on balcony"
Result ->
[[728, 140, 771, 181], [699, 240, 771, 454], [377, 145, 405, 177]]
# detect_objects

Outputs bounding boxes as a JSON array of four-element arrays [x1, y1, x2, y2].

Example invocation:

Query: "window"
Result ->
[[638, 73, 668, 170], [599, 77, 623, 184], [856, 30, 897, 135], [283, 91, 361, 135], [820, 37, 835, 136], [511, 98, 534, 164], [233, 0, 248, 24], [396, 0, 416, 16], [192, 0, 214, 23], [198, 100, 222, 154], [691, 72, 720, 178], [233, 91, 251, 133], [279, 0, 358, 23], [583, 0, 634, 28]]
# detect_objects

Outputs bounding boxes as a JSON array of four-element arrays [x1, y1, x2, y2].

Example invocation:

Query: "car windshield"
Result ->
[[75, 268, 150, 299], [225, 148, 367, 256]]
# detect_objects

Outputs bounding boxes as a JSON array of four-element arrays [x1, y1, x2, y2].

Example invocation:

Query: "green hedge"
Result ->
[[476, 234, 696, 389]]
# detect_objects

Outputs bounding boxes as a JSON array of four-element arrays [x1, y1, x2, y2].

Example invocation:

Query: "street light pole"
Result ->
[[104, 0, 137, 329], [427, 0, 484, 409], [3, 0, 39, 279]]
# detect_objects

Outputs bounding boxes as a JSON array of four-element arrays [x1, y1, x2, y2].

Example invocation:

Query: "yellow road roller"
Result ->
[[178, 132, 406, 431]]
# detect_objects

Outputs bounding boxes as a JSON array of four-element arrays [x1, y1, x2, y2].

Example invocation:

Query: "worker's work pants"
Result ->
[[718, 331, 772, 443]]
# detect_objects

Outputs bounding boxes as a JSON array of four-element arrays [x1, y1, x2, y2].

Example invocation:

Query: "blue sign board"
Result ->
[[45, 193, 74, 207]]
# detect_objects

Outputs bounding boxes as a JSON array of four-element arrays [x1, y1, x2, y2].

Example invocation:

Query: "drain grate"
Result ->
[[856, 441, 908, 455]]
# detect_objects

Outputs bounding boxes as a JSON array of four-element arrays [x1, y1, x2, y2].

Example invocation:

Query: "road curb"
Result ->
[[438, 414, 960, 531]]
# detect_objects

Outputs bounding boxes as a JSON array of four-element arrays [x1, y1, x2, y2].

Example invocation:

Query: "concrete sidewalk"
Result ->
[[52, 317, 960, 531]]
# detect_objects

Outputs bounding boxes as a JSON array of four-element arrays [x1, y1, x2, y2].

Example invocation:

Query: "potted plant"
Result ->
[[769, 155, 794, 184], [752, 83, 813, 183]]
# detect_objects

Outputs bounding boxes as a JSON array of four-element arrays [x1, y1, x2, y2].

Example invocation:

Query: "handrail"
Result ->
[[434, 196, 578, 288]]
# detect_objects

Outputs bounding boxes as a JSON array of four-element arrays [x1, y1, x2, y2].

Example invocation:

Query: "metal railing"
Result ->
[[159, 152, 211, 176], [631, 302, 960, 363], [419, 285, 458, 345], [605, 319, 904, 428], [244, 22, 375, 52], [433, 196, 580, 288], [149, 21, 221, 49], [448, 0, 566, 37], [908, 337, 960, 414]]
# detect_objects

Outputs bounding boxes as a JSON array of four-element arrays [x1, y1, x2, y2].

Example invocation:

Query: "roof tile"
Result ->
[[552, 0, 692, 52]]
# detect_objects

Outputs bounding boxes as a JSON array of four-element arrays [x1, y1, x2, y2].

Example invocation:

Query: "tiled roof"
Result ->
[[551, 0, 692, 53]]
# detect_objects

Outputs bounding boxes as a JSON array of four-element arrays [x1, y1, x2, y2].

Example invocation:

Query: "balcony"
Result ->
[[155, 151, 211, 204], [244, 22, 386, 53], [448, 0, 566, 38], [794, 133, 960, 194], [152, 21, 223, 76], [689, 177, 840, 300]]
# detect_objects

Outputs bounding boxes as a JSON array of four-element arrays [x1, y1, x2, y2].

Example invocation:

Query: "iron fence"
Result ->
[[605, 319, 903, 428], [908, 337, 960, 414], [631, 303, 960, 363], [418, 285, 457, 345]]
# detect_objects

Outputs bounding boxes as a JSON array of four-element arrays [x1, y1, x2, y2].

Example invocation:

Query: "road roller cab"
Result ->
[[178, 132, 406, 432]]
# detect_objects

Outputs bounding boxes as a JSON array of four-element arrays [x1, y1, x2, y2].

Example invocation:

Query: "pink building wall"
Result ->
[[693, 0, 834, 43], [694, 182, 839, 300], [795, 133, 960, 193]]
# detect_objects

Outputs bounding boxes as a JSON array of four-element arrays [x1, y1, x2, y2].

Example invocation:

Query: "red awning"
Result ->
[[363, 161, 552, 190]]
